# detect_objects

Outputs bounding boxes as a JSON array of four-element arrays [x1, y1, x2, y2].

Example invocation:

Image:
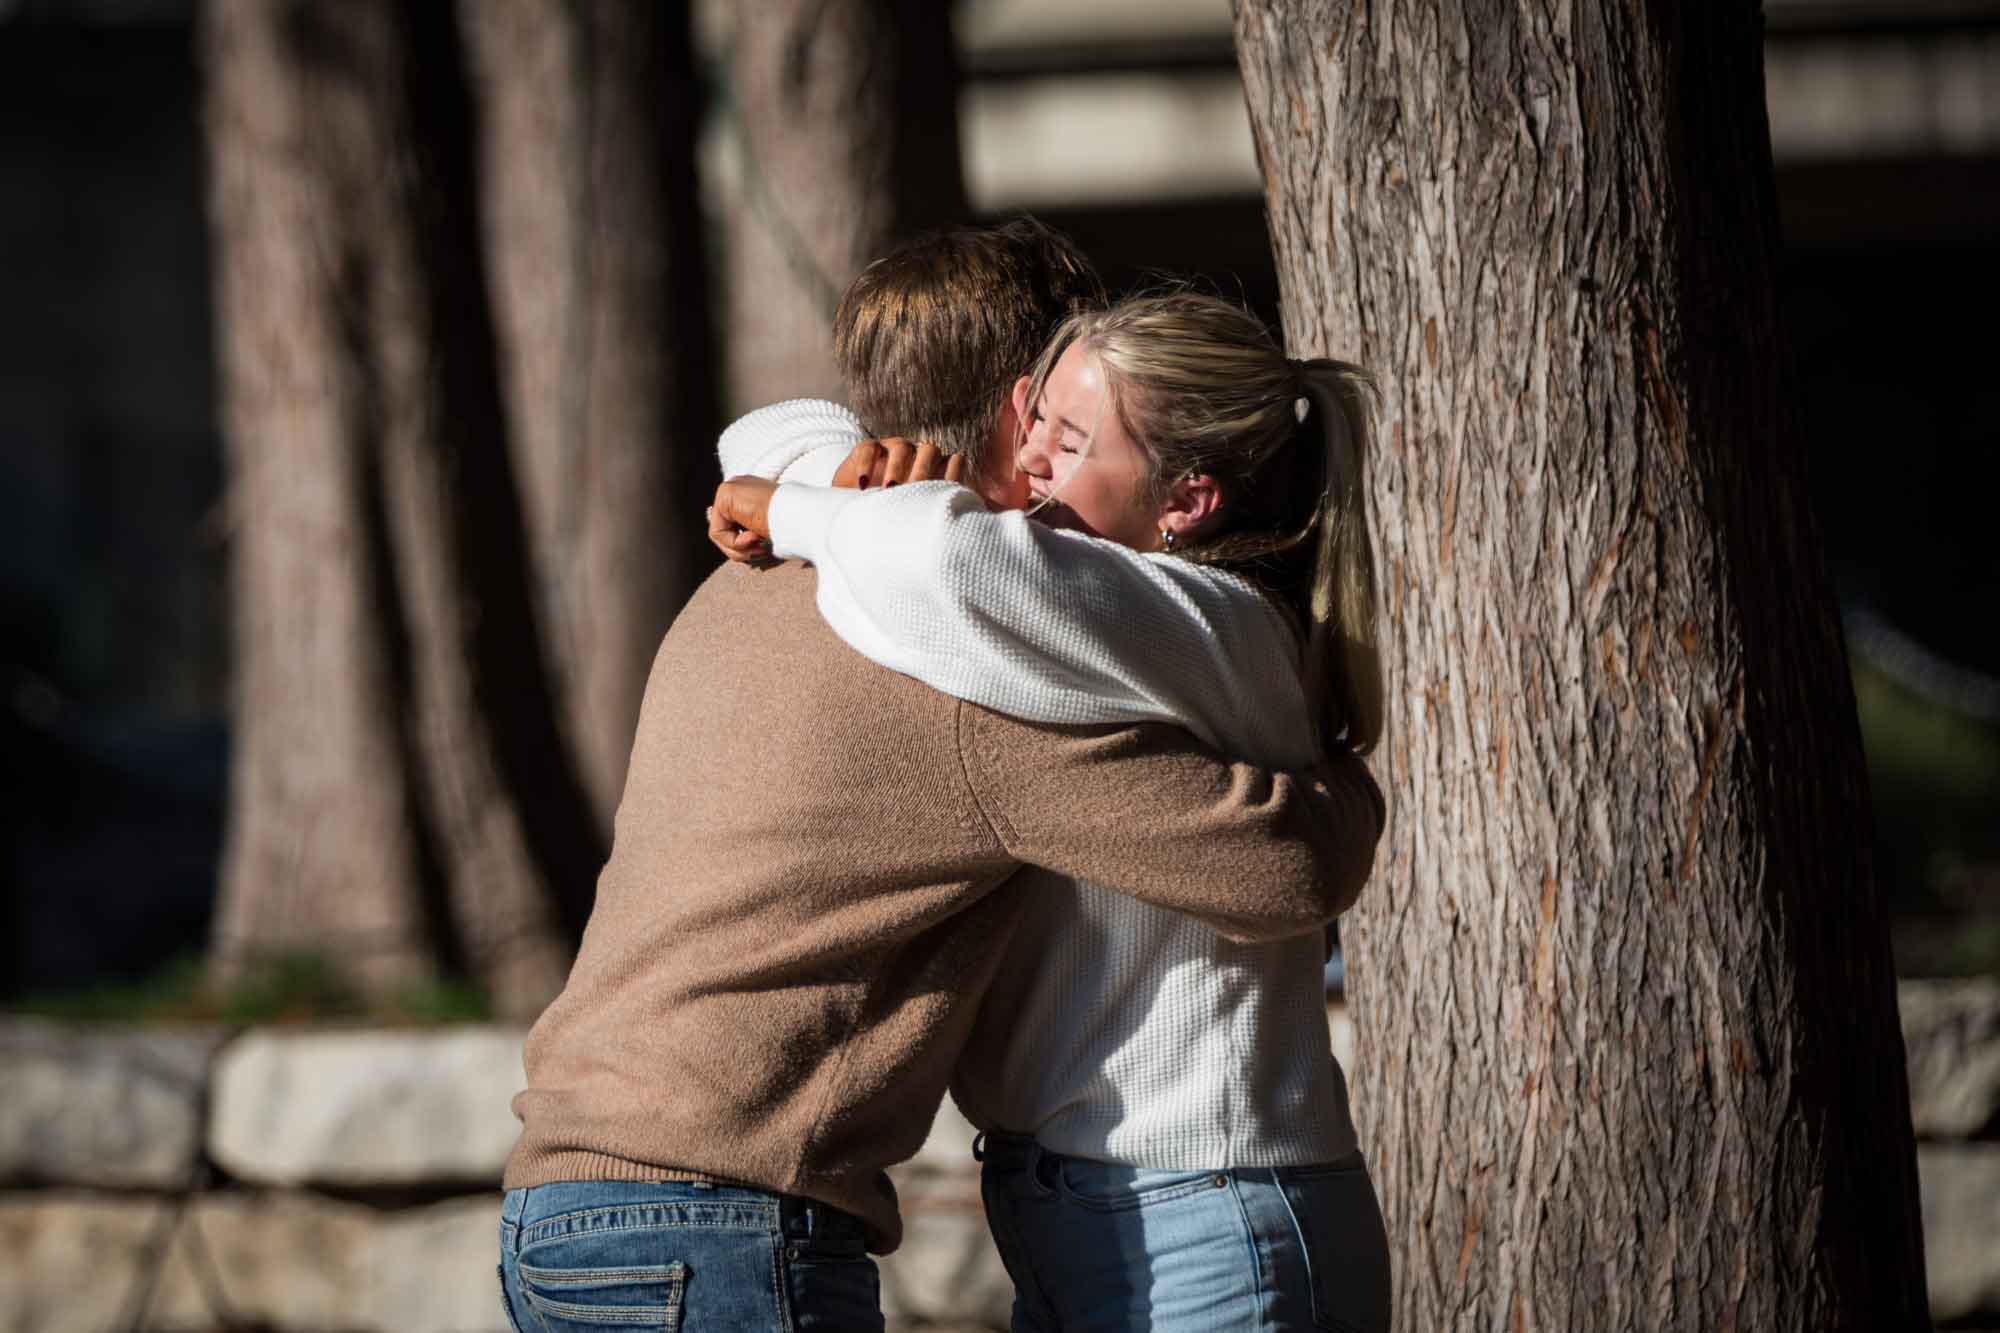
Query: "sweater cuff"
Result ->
[[767, 483, 862, 564]]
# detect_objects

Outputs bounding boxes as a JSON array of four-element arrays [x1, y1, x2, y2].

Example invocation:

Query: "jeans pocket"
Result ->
[[517, 1257, 688, 1331], [498, 1264, 528, 1333], [1056, 1161, 1226, 1212], [1274, 1163, 1392, 1333], [783, 1252, 884, 1332]]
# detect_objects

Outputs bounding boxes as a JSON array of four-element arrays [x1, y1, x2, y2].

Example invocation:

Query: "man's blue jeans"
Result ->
[[977, 1134, 1392, 1332], [499, 1180, 883, 1332]]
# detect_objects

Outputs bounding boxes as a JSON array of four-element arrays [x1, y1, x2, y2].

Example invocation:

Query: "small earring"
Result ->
[[1160, 528, 1176, 551]]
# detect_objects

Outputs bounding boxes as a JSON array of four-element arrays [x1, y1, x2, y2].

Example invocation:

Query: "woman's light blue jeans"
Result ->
[[498, 1180, 883, 1332], [977, 1133, 1391, 1332]]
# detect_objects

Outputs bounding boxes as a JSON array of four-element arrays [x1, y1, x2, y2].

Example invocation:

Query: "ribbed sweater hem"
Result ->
[[502, 1148, 736, 1193]]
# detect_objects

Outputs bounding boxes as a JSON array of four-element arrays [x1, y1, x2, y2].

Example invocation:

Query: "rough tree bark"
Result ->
[[1232, 3, 1927, 1329], [722, 0, 968, 410], [202, 0, 600, 1017], [459, 0, 719, 828]]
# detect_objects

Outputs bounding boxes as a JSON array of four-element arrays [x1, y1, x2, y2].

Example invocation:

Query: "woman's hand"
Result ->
[[708, 476, 778, 564], [832, 437, 966, 489], [710, 441, 965, 565]]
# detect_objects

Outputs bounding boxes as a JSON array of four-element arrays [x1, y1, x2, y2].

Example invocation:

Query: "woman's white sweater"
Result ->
[[726, 399, 1360, 1169]]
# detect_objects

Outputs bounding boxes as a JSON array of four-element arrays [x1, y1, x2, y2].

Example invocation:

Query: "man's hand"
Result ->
[[708, 476, 779, 565], [832, 437, 966, 490]]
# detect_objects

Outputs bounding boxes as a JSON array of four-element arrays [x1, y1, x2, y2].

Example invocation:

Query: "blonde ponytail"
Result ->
[[1295, 361, 1383, 755]]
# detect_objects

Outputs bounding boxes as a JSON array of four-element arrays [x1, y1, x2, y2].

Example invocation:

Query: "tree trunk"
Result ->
[[202, 0, 600, 1017], [721, 0, 968, 410], [1232, 3, 1927, 1328], [458, 0, 719, 829]]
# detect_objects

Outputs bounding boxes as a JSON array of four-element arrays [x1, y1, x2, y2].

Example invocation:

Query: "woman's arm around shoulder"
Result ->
[[765, 480, 1315, 763], [715, 398, 863, 485]]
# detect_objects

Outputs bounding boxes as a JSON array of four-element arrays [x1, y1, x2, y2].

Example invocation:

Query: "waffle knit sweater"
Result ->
[[502, 559, 1385, 1252], [717, 396, 857, 486], [734, 399, 1374, 1169]]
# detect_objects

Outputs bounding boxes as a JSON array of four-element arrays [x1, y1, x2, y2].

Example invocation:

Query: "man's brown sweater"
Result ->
[[504, 560, 1383, 1251]]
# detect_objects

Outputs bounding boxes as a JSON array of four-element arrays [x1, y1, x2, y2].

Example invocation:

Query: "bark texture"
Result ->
[[459, 0, 719, 828], [203, 0, 599, 1016], [722, 0, 968, 410], [1232, 3, 1927, 1328]]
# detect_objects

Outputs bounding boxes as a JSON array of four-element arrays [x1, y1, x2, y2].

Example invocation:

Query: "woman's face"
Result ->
[[1011, 342, 1161, 550]]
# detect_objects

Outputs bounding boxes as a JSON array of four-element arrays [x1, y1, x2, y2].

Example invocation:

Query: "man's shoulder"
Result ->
[[656, 560, 959, 715], [681, 556, 816, 615]]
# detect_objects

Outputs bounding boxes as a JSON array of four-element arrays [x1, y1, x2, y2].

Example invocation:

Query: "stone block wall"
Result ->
[[0, 1021, 1015, 1333], [1903, 978, 2000, 1324], [1, 986, 1994, 1332]]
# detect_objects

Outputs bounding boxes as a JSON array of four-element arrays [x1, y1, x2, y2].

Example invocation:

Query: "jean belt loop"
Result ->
[[1028, 1138, 1057, 1193]]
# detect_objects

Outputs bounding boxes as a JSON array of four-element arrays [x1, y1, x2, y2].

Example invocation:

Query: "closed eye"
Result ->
[[1029, 394, 1086, 455], [1053, 414, 1088, 453]]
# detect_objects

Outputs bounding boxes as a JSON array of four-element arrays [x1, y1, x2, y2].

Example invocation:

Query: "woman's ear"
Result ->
[[1010, 374, 1032, 424], [1159, 474, 1223, 545]]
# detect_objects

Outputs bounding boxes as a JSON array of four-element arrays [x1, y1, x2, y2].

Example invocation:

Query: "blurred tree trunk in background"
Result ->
[[1233, 2, 1927, 1329], [722, 0, 968, 411], [459, 0, 718, 830], [202, 0, 602, 1017]]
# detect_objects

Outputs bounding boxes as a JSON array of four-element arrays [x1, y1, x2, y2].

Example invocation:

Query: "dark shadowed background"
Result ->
[[3, 0, 1997, 1005]]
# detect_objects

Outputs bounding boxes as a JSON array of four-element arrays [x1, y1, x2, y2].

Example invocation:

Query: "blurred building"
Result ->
[[4, 0, 1997, 995]]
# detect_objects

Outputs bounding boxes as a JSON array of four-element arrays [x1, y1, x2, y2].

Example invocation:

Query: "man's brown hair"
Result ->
[[833, 217, 1104, 468]]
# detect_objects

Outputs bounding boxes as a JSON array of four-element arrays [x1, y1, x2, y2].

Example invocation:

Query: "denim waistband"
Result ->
[[502, 1179, 868, 1248], [971, 1131, 1040, 1171], [972, 1132, 1365, 1179]]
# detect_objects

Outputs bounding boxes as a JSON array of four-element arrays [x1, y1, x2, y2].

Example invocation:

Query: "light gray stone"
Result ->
[[0, 1193, 178, 1333], [1920, 1143, 2000, 1322], [910, 1097, 983, 1171], [0, 1192, 322, 1332], [880, 1172, 1013, 1329], [1902, 978, 2000, 1140], [367, 1195, 509, 1333], [210, 1027, 528, 1186], [0, 1019, 228, 1188], [157, 1192, 377, 1329], [141, 1190, 508, 1332]]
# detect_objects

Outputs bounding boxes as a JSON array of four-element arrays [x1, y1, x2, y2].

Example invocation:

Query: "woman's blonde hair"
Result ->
[[1022, 292, 1384, 756]]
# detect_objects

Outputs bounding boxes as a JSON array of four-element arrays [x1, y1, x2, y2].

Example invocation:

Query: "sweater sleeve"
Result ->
[[764, 480, 1317, 765], [960, 710, 1385, 943], [716, 398, 863, 484]]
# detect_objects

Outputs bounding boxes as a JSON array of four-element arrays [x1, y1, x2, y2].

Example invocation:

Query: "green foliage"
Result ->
[[1854, 665, 2000, 978], [9, 954, 216, 1023], [211, 952, 367, 1024], [8, 952, 493, 1026]]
